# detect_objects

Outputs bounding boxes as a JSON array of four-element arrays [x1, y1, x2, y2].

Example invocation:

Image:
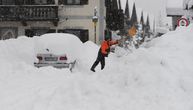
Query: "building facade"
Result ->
[[166, 0, 193, 29], [0, 0, 106, 44]]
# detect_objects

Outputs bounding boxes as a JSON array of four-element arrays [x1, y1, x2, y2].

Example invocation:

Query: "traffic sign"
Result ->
[[177, 18, 189, 27]]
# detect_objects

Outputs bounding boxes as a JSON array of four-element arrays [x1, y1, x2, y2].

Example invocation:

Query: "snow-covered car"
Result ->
[[34, 33, 83, 71], [34, 53, 76, 71]]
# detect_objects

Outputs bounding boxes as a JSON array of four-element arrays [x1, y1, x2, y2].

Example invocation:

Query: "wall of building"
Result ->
[[57, 0, 105, 44], [0, 21, 55, 37], [167, 7, 193, 29], [0, 0, 106, 44]]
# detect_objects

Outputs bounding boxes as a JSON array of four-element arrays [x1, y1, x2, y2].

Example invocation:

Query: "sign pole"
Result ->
[[94, 22, 97, 43], [92, 7, 98, 44]]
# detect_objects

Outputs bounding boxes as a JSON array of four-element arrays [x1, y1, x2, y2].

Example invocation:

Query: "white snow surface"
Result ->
[[0, 25, 193, 110], [34, 33, 83, 62], [167, 0, 184, 8], [183, 0, 193, 9]]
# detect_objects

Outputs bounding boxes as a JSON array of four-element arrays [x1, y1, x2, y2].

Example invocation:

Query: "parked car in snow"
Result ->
[[34, 52, 76, 71], [34, 33, 83, 71]]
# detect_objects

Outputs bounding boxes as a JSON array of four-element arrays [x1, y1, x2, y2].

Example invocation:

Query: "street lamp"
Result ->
[[92, 7, 98, 43]]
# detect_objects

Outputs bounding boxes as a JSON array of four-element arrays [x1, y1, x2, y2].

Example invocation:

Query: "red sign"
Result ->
[[177, 18, 189, 27]]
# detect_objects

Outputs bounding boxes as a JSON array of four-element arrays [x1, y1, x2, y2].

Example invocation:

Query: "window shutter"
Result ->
[[80, 0, 88, 5]]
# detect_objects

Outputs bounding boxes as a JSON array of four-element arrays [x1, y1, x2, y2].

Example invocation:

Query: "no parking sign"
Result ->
[[177, 18, 189, 27]]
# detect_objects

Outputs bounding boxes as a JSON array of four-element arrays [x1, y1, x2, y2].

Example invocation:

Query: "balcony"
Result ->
[[0, 5, 59, 26]]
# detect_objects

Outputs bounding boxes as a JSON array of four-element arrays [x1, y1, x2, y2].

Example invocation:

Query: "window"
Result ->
[[1, 0, 15, 5], [58, 29, 89, 43], [33, 0, 55, 5], [67, 0, 80, 5], [25, 28, 56, 37], [0, 27, 18, 40], [59, 0, 88, 5], [0, 0, 55, 5]]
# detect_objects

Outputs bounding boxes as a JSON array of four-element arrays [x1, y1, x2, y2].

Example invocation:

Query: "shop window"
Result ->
[[0, 0, 55, 5], [25, 28, 56, 37], [59, 0, 88, 5], [32, 0, 55, 5], [1, 0, 15, 5]]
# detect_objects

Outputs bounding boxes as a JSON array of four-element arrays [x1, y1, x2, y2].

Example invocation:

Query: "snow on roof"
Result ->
[[166, 8, 186, 16], [167, 0, 184, 8], [166, 0, 190, 16], [183, 0, 193, 9], [167, 0, 193, 16]]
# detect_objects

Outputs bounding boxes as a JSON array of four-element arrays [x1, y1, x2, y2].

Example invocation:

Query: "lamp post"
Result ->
[[92, 7, 98, 43]]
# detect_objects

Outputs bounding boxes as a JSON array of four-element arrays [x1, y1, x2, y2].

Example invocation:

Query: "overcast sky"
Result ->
[[135, 0, 172, 25], [120, 0, 172, 26], [135, 0, 167, 15]]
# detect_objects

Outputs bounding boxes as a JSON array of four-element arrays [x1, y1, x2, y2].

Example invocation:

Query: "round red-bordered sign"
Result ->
[[177, 18, 189, 27]]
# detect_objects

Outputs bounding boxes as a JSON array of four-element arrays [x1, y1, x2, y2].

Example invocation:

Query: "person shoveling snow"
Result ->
[[90, 37, 118, 72]]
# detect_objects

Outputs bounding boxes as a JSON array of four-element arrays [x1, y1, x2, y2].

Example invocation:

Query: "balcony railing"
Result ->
[[0, 5, 59, 25]]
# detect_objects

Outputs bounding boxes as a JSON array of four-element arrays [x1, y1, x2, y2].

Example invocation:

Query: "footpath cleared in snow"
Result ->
[[0, 25, 193, 110]]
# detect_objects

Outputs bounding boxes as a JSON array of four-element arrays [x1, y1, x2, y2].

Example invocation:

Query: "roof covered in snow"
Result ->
[[167, 0, 184, 8], [167, 0, 193, 10], [166, 0, 193, 16], [183, 0, 193, 9], [166, 8, 186, 16]]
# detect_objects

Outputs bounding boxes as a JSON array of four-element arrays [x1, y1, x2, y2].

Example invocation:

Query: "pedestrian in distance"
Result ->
[[90, 37, 118, 72]]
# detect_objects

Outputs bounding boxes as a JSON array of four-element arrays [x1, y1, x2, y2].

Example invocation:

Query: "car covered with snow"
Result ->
[[34, 33, 83, 71], [34, 52, 76, 71]]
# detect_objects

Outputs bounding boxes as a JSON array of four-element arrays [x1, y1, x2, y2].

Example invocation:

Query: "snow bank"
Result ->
[[76, 41, 99, 71], [35, 33, 83, 61], [0, 25, 193, 110], [0, 36, 35, 65]]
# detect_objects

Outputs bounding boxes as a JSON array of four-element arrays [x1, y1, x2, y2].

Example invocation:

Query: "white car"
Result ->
[[33, 33, 83, 71], [34, 52, 76, 71]]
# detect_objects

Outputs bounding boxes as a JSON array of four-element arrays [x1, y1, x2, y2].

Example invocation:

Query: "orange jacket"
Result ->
[[101, 40, 118, 54], [128, 26, 137, 37]]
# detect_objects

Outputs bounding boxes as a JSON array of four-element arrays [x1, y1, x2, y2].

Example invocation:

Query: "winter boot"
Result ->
[[101, 64, 105, 70], [90, 61, 99, 72], [90, 68, 95, 72]]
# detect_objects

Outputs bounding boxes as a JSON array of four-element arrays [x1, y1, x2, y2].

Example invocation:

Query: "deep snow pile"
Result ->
[[34, 33, 83, 62], [0, 25, 193, 110]]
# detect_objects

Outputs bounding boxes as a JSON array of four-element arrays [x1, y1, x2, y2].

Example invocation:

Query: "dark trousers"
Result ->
[[91, 49, 105, 70]]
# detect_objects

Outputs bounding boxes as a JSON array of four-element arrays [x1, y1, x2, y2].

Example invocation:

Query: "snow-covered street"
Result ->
[[0, 25, 193, 110]]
